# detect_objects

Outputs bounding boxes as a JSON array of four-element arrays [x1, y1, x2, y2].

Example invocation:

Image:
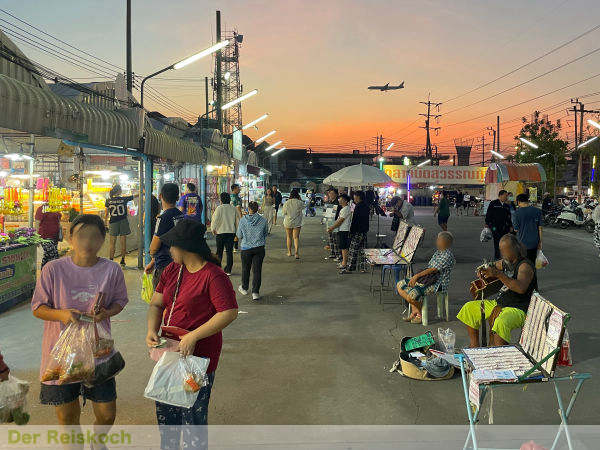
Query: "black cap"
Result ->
[[160, 219, 211, 255]]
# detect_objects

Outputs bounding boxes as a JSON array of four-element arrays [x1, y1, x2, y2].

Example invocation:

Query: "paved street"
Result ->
[[2, 207, 599, 426]]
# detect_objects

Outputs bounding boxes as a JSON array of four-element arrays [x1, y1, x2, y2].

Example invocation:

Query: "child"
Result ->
[[32, 214, 128, 430]]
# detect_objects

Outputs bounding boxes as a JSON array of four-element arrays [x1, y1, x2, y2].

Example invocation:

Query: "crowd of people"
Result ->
[[1, 181, 571, 447]]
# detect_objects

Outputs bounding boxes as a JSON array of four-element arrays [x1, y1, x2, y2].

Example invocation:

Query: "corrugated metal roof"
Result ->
[[0, 31, 48, 90], [0, 74, 226, 164]]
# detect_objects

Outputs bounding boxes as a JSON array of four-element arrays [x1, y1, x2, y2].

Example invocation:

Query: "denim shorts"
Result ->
[[40, 378, 117, 406]]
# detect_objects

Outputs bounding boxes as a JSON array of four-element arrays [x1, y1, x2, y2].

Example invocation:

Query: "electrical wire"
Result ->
[[443, 23, 600, 104]]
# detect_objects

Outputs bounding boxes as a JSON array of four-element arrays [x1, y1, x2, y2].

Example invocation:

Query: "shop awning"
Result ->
[[485, 162, 547, 184], [0, 74, 224, 165]]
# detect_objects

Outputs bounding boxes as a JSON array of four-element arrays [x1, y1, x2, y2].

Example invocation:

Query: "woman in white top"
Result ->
[[327, 193, 351, 270], [282, 189, 305, 258]]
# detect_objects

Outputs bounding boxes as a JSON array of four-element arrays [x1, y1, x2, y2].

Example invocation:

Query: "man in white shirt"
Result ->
[[211, 192, 241, 275], [327, 194, 352, 270], [391, 196, 416, 226]]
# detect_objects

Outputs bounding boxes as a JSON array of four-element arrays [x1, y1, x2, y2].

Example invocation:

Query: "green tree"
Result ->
[[513, 111, 569, 197]]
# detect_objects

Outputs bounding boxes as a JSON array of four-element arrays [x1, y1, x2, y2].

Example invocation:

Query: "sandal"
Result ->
[[410, 316, 422, 324]]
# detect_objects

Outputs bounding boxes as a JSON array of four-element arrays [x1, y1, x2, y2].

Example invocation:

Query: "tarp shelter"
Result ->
[[484, 162, 547, 184], [484, 163, 547, 202]]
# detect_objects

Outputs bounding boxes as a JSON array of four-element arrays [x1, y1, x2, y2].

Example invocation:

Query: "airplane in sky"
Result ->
[[368, 81, 405, 91]]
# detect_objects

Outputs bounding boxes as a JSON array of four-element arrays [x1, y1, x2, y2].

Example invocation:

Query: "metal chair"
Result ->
[[421, 290, 449, 326]]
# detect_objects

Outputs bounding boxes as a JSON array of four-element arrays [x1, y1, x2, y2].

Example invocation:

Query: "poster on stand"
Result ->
[[0, 245, 37, 313]]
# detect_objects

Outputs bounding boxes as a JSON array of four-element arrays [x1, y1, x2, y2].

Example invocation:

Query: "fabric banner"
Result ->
[[0, 245, 37, 313], [383, 165, 487, 185]]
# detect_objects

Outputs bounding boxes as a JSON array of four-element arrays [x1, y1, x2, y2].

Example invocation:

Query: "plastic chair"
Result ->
[[421, 291, 449, 326]]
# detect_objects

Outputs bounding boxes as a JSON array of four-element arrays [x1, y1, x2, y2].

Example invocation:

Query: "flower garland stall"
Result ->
[[0, 227, 45, 313]]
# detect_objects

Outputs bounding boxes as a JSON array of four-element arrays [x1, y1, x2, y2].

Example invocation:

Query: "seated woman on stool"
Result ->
[[457, 233, 537, 347], [397, 231, 456, 324]]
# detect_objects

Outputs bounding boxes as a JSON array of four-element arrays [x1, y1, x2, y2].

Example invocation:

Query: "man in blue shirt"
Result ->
[[145, 183, 184, 288], [177, 182, 203, 222], [512, 193, 543, 264]]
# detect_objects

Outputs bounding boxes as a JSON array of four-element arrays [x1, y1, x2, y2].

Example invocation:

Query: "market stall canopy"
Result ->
[[323, 163, 393, 187], [485, 162, 547, 184], [0, 74, 225, 165]]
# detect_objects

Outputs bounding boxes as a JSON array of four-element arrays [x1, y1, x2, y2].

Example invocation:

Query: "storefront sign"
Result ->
[[383, 165, 487, 185], [231, 127, 243, 161], [0, 245, 37, 313]]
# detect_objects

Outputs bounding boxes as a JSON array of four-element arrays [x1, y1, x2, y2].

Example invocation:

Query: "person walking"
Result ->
[[512, 193, 543, 264], [272, 186, 283, 226], [434, 191, 450, 231], [32, 214, 129, 434], [177, 182, 203, 222], [325, 188, 342, 260], [485, 189, 513, 260], [463, 192, 471, 216], [146, 220, 238, 450], [145, 183, 184, 289], [592, 198, 600, 257], [104, 185, 137, 266], [342, 190, 370, 274], [35, 203, 61, 269], [282, 189, 304, 258], [262, 188, 276, 232], [456, 191, 464, 216], [236, 201, 269, 300], [210, 192, 241, 275], [231, 184, 243, 252], [507, 192, 517, 226], [327, 193, 351, 270]]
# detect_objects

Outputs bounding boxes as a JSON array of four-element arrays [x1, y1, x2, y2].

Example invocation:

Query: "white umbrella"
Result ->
[[323, 163, 393, 187]]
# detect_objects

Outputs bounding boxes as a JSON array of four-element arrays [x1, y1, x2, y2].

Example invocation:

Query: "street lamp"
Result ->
[[386, 142, 395, 151], [221, 89, 258, 110], [140, 40, 230, 108], [271, 147, 286, 156], [256, 130, 276, 144], [265, 140, 283, 151], [519, 137, 539, 149], [587, 119, 600, 130], [407, 159, 431, 202], [242, 114, 269, 130], [490, 150, 505, 159], [578, 136, 598, 148]]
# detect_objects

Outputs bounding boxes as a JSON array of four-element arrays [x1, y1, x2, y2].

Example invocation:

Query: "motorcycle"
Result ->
[[556, 201, 593, 230], [543, 204, 562, 227]]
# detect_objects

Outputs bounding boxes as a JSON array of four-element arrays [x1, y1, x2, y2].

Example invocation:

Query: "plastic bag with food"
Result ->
[[144, 352, 210, 408], [41, 321, 95, 385], [480, 227, 493, 242], [0, 375, 30, 425], [141, 272, 154, 304], [88, 320, 125, 386], [535, 249, 549, 269]]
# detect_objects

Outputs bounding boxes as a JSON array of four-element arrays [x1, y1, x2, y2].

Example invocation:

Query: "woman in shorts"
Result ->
[[327, 194, 351, 270], [32, 214, 128, 434]]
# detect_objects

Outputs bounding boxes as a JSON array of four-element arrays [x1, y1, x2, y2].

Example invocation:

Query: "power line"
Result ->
[[443, 23, 600, 104], [0, 8, 124, 72], [444, 45, 600, 116]]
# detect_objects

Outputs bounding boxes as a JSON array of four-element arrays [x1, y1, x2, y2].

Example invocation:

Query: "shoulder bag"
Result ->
[[149, 266, 189, 362]]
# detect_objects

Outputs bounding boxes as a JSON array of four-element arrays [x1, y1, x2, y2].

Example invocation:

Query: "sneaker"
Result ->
[[233, 249, 239, 253], [238, 285, 249, 295], [339, 268, 352, 275], [120, 258, 126, 266], [225, 272, 232, 276], [252, 293, 260, 301]]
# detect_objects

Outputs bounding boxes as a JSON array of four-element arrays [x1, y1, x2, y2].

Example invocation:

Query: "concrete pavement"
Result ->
[[1, 207, 598, 426]]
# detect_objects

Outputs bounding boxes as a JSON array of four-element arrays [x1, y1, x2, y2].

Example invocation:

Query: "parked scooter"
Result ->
[[557, 201, 593, 230]]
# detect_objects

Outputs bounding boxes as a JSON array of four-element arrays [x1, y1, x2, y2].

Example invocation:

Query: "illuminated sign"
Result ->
[[383, 165, 487, 185]]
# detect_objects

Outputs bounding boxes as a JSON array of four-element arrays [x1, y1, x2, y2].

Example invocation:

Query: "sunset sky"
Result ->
[[2, 0, 600, 161]]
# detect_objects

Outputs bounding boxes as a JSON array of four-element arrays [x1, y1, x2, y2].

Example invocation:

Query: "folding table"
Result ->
[[458, 292, 591, 450]]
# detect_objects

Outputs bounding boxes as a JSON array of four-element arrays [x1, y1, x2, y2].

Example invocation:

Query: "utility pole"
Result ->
[[419, 96, 442, 160], [571, 99, 600, 199], [479, 134, 486, 167], [126, 0, 132, 93], [216, 11, 223, 132], [204, 76, 209, 124], [497, 115, 500, 152], [487, 126, 496, 155]]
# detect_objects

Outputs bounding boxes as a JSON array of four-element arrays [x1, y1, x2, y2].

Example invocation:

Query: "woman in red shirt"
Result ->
[[35, 204, 62, 269], [146, 219, 238, 449]]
